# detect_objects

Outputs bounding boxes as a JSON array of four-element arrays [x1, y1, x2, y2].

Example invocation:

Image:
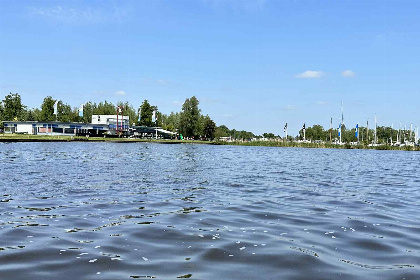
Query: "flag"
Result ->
[[152, 111, 156, 123], [284, 123, 287, 132], [138, 109, 141, 122], [302, 123, 305, 130], [355, 124, 359, 138], [54, 101, 58, 115], [79, 104, 83, 117], [338, 124, 341, 137]]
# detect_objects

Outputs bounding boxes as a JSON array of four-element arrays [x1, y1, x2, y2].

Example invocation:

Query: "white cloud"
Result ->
[[115, 90, 127, 96], [316, 101, 328, 106], [27, 5, 129, 24], [281, 105, 297, 111], [173, 101, 182, 106], [295, 70, 324, 79], [341, 70, 355, 78]]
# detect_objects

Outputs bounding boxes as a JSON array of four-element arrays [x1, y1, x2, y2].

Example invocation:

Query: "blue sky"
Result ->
[[1, 0, 419, 135]]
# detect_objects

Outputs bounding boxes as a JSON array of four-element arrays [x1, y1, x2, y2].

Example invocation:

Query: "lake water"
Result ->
[[0, 142, 419, 280]]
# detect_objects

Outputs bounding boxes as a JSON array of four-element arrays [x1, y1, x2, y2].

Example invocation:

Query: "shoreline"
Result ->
[[0, 135, 211, 145], [216, 140, 420, 151], [0, 134, 419, 151]]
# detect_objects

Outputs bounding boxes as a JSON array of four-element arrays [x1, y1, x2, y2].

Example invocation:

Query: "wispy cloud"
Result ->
[[27, 5, 129, 24], [281, 105, 297, 111], [295, 70, 324, 79], [115, 90, 127, 96], [316, 101, 328, 106], [341, 70, 355, 78], [173, 101, 182, 106]]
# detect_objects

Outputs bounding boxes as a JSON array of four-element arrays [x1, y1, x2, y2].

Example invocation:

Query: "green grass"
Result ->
[[215, 139, 420, 151], [1, 134, 418, 150]]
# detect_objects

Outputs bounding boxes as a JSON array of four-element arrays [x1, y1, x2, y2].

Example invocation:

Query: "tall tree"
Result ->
[[0, 101, 4, 122], [138, 100, 154, 127], [39, 96, 56, 121], [2, 92, 27, 121], [179, 96, 201, 138], [80, 102, 95, 123], [202, 115, 216, 140], [57, 101, 74, 122]]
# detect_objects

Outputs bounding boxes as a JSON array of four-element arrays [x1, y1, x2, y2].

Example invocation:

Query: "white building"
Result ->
[[91, 115, 129, 127]]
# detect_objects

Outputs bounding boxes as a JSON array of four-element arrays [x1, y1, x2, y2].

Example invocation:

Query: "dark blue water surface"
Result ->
[[0, 142, 419, 280]]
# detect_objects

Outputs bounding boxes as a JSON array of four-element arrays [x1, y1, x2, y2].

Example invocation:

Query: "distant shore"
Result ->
[[1, 134, 419, 151], [216, 139, 420, 151]]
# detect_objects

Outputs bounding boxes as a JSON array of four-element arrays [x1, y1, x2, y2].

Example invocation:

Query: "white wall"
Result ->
[[16, 124, 33, 134]]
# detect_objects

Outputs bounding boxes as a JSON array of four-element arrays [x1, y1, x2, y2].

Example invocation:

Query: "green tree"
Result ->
[[94, 101, 115, 115], [57, 101, 73, 122], [39, 96, 56, 121], [0, 102, 3, 128], [263, 132, 275, 139], [138, 100, 154, 126], [202, 115, 216, 140], [179, 96, 201, 138], [2, 92, 27, 121], [80, 102, 95, 123], [305, 124, 325, 141], [215, 125, 230, 138], [165, 112, 180, 131]]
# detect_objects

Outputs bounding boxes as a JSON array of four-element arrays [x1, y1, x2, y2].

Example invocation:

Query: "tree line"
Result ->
[[1, 92, 416, 143], [0, 93, 218, 140]]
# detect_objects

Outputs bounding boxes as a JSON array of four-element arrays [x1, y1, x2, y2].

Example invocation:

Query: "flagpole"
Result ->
[[339, 124, 341, 144], [410, 123, 413, 142], [374, 115, 377, 144], [367, 119, 369, 143], [284, 123, 287, 142], [330, 117, 332, 142], [357, 123, 359, 144]]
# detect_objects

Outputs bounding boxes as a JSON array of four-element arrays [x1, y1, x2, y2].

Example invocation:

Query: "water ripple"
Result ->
[[0, 143, 419, 279]]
